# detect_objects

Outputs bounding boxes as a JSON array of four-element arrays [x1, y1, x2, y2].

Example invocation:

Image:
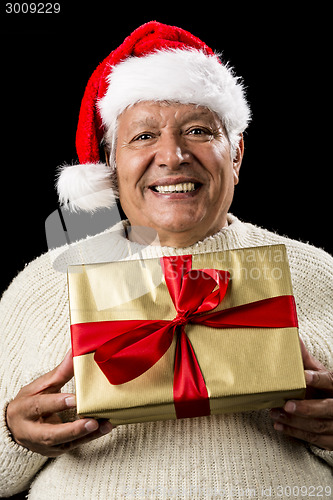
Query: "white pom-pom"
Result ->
[[56, 163, 118, 212]]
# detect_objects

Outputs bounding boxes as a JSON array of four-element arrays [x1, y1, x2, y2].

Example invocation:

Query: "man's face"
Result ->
[[115, 102, 243, 247]]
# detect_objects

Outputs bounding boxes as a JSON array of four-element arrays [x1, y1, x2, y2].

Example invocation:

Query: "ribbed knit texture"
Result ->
[[1, 214, 332, 499]]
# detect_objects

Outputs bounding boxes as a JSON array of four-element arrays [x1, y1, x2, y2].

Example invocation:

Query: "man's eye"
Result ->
[[187, 127, 210, 136], [133, 133, 153, 141]]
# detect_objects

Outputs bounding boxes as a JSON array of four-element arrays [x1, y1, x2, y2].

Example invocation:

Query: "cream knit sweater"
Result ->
[[1, 214, 333, 499]]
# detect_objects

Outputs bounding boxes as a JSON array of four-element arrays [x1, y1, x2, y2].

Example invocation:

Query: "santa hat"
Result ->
[[57, 21, 251, 212]]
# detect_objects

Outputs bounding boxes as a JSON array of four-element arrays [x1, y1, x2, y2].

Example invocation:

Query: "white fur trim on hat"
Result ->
[[98, 48, 251, 155], [56, 163, 118, 212]]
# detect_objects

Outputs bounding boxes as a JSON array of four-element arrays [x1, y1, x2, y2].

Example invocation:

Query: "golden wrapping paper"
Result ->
[[68, 244, 306, 425]]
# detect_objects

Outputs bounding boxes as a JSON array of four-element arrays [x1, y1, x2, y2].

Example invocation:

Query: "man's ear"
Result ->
[[104, 146, 110, 167], [232, 134, 244, 185]]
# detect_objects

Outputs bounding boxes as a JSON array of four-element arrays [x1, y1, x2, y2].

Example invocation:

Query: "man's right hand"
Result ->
[[6, 350, 113, 457]]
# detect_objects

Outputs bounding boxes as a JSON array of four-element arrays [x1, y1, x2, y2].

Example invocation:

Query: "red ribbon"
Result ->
[[71, 255, 298, 419]]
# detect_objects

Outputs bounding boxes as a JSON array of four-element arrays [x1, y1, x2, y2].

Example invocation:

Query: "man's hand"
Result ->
[[270, 339, 333, 451], [6, 350, 113, 457]]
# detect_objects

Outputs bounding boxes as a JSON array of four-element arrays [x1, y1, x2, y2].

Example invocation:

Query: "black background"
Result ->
[[1, 3, 331, 295]]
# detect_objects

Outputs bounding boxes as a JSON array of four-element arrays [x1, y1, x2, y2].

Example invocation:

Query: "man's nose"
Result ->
[[155, 133, 190, 169]]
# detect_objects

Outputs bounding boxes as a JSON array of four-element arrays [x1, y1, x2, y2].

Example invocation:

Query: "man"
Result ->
[[1, 21, 332, 498]]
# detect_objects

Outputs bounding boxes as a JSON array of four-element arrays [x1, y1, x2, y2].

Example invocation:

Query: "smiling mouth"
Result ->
[[149, 182, 201, 194]]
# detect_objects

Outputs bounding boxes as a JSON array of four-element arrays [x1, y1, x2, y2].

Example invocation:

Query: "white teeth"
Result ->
[[154, 182, 196, 193]]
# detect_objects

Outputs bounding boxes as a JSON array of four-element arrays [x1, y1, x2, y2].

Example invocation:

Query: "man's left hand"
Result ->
[[270, 339, 333, 451]]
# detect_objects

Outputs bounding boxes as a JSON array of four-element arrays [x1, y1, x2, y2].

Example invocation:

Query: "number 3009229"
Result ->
[[5, 3, 61, 13]]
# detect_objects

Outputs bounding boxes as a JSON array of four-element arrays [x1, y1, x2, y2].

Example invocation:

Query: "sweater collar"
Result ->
[[51, 213, 250, 272], [114, 213, 249, 258]]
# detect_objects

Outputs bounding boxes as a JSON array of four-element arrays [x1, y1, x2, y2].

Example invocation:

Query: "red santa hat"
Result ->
[[57, 21, 251, 212]]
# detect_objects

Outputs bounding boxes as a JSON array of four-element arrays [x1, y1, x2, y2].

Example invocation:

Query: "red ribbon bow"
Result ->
[[71, 255, 298, 419]]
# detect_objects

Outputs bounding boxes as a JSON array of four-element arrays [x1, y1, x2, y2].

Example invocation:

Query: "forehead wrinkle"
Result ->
[[130, 116, 160, 130], [131, 109, 220, 128]]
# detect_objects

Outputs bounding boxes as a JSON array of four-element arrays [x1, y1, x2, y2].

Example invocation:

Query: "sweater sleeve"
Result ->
[[0, 252, 71, 496], [288, 242, 333, 468], [0, 399, 48, 496]]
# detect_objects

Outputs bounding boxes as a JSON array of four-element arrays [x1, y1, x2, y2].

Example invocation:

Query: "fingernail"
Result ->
[[284, 401, 296, 413], [274, 422, 284, 431], [85, 420, 99, 432], [270, 409, 281, 420], [99, 421, 113, 435], [65, 396, 76, 408], [305, 370, 314, 383]]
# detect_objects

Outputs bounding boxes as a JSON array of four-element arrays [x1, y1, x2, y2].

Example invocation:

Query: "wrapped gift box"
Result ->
[[68, 244, 306, 425]]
